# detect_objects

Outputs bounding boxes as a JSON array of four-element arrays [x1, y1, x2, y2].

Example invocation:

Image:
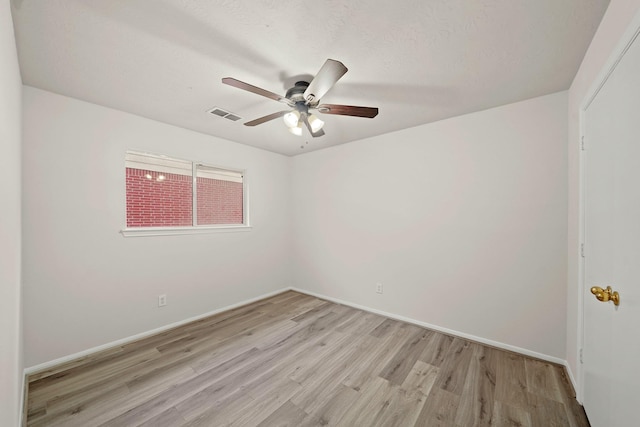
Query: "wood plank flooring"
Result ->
[[25, 291, 590, 426]]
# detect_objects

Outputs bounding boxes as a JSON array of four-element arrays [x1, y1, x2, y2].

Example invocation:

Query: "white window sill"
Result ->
[[121, 225, 252, 237]]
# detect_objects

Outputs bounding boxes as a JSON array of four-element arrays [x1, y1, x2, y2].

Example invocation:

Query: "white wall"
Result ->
[[566, 0, 640, 385], [22, 87, 291, 367], [292, 92, 568, 359], [0, 1, 23, 425]]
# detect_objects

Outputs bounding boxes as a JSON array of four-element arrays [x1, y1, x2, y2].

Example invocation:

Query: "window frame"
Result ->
[[121, 150, 251, 237]]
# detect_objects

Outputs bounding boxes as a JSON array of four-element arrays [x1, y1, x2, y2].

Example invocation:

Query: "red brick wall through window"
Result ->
[[196, 176, 243, 225], [126, 168, 243, 227]]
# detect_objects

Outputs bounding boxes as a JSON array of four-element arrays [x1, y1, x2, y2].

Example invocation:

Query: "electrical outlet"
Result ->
[[376, 283, 383, 294], [158, 294, 167, 307]]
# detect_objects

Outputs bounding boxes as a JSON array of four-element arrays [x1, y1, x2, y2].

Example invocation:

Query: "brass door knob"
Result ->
[[590, 286, 620, 306]]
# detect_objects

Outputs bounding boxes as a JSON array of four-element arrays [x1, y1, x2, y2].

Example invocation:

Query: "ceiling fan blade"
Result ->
[[244, 111, 289, 126], [317, 104, 379, 118], [303, 59, 348, 104], [302, 114, 325, 138], [222, 77, 293, 106]]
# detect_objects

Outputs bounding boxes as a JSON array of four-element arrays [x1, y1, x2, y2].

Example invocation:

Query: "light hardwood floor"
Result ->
[[25, 291, 590, 426]]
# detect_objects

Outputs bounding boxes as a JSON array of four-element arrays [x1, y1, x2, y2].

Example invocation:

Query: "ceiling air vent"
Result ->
[[207, 107, 242, 122]]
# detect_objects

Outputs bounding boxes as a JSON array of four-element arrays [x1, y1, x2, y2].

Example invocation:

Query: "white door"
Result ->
[[582, 24, 640, 427]]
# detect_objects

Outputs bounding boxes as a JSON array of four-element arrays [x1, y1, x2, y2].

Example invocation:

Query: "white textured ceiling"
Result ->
[[11, 0, 609, 156]]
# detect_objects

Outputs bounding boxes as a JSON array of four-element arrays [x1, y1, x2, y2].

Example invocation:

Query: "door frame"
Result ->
[[577, 9, 640, 403]]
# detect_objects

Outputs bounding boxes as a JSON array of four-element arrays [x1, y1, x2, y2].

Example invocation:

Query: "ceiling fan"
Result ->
[[222, 59, 378, 137]]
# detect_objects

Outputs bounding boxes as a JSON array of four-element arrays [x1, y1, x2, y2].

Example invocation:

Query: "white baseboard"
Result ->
[[564, 360, 581, 403], [290, 287, 567, 366], [23, 287, 291, 376], [19, 371, 26, 427], [24, 285, 568, 380]]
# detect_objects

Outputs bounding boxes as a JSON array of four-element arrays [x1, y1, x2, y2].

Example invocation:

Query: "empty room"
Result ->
[[2, 1, 639, 426]]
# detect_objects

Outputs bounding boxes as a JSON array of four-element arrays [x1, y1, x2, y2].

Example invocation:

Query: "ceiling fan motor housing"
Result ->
[[286, 81, 311, 102], [286, 81, 315, 113]]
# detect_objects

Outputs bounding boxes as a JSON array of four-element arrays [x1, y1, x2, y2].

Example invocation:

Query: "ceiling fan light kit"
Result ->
[[288, 124, 302, 136], [308, 115, 324, 133], [222, 59, 378, 138], [283, 110, 300, 128]]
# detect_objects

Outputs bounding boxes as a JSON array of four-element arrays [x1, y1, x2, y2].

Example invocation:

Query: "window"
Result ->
[[124, 151, 247, 234]]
